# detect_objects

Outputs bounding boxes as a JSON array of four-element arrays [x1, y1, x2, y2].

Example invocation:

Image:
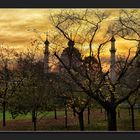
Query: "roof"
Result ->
[[44, 39, 49, 45], [110, 36, 116, 42], [84, 56, 98, 64], [61, 46, 81, 60]]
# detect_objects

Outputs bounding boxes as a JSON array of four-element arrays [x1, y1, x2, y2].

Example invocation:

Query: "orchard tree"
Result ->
[[56, 72, 91, 131], [9, 43, 52, 131], [0, 46, 23, 127], [127, 93, 139, 131], [49, 9, 140, 131]]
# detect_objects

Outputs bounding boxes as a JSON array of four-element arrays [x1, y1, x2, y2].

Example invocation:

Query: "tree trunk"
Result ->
[[54, 108, 57, 120], [107, 108, 117, 131], [33, 117, 37, 131], [100, 107, 103, 113], [130, 105, 135, 130], [78, 111, 84, 131], [73, 110, 76, 117], [65, 107, 68, 128], [32, 110, 34, 122], [104, 110, 107, 121], [2, 101, 6, 127], [87, 107, 90, 124], [118, 109, 120, 119], [128, 108, 131, 116], [32, 110, 37, 131]]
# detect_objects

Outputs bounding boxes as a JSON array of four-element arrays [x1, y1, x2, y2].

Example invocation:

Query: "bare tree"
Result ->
[[49, 9, 140, 131], [116, 9, 140, 42], [127, 93, 139, 131]]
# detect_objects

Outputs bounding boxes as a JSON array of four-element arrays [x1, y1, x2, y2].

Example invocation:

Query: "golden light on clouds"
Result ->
[[0, 8, 138, 59], [0, 9, 50, 50]]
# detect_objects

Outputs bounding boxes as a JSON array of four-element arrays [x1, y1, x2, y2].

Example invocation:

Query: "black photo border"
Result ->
[[0, 132, 140, 140], [0, 0, 140, 140], [0, 0, 139, 8]]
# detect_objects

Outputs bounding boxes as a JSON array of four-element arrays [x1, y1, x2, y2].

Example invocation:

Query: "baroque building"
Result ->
[[43, 39, 101, 75], [43, 36, 118, 82], [59, 40, 82, 72]]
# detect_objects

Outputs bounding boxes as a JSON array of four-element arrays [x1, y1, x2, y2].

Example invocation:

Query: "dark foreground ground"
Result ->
[[0, 109, 140, 131]]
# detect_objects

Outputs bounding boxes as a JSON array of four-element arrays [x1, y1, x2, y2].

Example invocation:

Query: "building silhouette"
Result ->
[[59, 40, 82, 73], [44, 36, 140, 86], [43, 38, 102, 75]]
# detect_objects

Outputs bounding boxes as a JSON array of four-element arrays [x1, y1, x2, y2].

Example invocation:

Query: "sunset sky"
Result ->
[[0, 9, 138, 61], [0, 9, 50, 50]]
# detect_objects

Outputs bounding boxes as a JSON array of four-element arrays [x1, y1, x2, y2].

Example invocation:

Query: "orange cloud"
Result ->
[[0, 8, 138, 63]]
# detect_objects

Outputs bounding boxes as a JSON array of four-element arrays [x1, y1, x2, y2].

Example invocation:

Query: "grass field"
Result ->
[[0, 111, 66, 121], [0, 108, 140, 131]]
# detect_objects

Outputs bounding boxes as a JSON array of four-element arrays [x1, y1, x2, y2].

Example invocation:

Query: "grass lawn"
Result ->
[[0, 110, 67, 121], [0, 108, 140, 131]]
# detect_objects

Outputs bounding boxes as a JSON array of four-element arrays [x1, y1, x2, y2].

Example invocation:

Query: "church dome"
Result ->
[[59, 40, 82, 70], [61, 40, 81, 60], [83, 56, 100, 73], [61, 46, 81, 60], [84, 56, 98, 65]]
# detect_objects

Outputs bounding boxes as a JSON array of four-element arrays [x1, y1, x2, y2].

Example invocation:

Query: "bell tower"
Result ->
[[135, 41, 140, 67], [110, 35, 116, 82], [44, 36, 50, 74]]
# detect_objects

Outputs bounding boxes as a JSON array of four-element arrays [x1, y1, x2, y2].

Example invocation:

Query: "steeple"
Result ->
[[110, 35, 116, 82], [135, 41, 140, 67], [44, 35, 50, 74], [110, 36, 116, 52], [68, 40, 75, 48], [137, 41, 140, 53]]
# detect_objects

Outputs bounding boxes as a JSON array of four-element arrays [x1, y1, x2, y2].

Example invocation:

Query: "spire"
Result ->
[[110, 35, 116, 52], [44, 34, 50, 74], [110, 35, 116, 82], [44, 32, 49, 46], [110, 36, 116, 42], [135, 41, 140, 67], [68, 40, 75, 48], [137, 41, 140, 52], [44, 39, 49, 46]]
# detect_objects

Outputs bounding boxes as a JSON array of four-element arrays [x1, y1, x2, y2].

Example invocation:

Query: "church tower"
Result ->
[[135, 41, 140, 67], [44, 37, 50, 74], [110, 36, 116, 82]]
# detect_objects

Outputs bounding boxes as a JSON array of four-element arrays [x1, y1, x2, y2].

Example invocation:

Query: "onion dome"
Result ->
[[84, 56, 98, 65], [60, 40, 82, 70], [61, 40, 81, 61]]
